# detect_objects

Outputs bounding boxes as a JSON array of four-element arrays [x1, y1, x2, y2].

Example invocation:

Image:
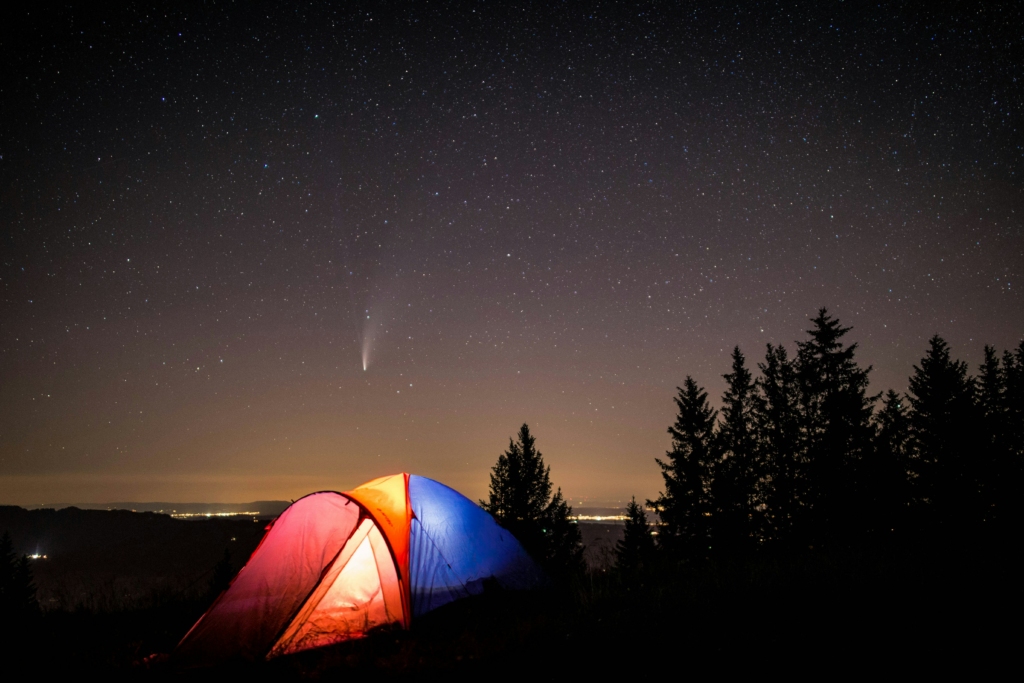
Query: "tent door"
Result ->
[[268, 517, 405, 657]]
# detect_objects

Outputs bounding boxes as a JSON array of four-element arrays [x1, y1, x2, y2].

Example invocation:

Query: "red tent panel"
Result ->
[[175, 492, 361, 665]]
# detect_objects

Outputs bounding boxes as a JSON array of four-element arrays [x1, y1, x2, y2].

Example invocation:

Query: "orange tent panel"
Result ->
[[344, 472, 413, 623]]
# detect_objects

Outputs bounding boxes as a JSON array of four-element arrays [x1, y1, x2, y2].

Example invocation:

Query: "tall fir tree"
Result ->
[[0, 531, 14, 612], [713, 347, 758, 550], [483, 424, 582, 575], [0, 531, 40, 621], [615, 497, 655, 574], [795, 309, 875, 540], [977, 346, 1007, 523], [1001, 343, 1024, 530], [1004, 342, 1024, 461], [483, 423, 552, 555], [907, 336, 980, 529], [863, 390, 912, 533], [649, 377, 718, 553], [542, 488, 584, 577], [754, 343, 801, 542]]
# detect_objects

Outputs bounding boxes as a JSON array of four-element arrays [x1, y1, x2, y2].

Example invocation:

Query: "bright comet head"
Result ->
[[361, 328, 374, 371]]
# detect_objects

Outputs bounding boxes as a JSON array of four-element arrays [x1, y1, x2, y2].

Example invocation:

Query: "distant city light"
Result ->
[[571, 514, 629, 522], [170, 511, 260, 519], [27, 553, 47, 560]]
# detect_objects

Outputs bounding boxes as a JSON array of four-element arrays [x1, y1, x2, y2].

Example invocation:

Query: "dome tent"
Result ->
[[174, 473, 544, 665]]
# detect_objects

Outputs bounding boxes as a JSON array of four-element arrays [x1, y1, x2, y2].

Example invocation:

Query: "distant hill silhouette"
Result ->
[[0, 506, 265, 610], [20, 501, 291, 518]]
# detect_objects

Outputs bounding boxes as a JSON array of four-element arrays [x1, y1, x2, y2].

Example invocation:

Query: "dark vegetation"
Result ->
[[481, 423, 584, 579], [642, 309, 1022, 553], [0, 309, 1018, 676], [0, 507, 264, 669]]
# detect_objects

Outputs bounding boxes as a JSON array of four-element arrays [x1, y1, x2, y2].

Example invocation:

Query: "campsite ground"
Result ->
[[1, 507, 1016, 678], [244, 538, 1015, 679]]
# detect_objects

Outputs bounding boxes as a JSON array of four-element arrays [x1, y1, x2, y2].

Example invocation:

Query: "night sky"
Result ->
[[2, 2, 1021, 506]]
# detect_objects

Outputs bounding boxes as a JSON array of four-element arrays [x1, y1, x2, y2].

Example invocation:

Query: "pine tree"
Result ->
[[1005, 343, 1024, 460], [714, 347, 758, 550], [0, 532, 40, 620], [483, 424, 552, 556], [863, 390, 912, 533], [649, 377, 718, 554], [988, 343, 1024, 530], [483, 424, 582, 575], [542, 488, 584, 577], [754, 343, 801, 542], [977, 346, 1007, 523], [1002, 343, 1024, 530], [907, 336, 980, 529], [795, 309, 875, 540], [978, 346, 1006, 423], [0, 531, 14, 610], [13, 556, 39, 616], [615, 497, 655, 573]]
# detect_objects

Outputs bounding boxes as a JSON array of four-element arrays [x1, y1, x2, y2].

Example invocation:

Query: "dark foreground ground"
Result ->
[[1, 507, 1016, 679]]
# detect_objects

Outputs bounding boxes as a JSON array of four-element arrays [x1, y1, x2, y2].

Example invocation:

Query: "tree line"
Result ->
[[629, 308, 1023, 563], [483, 309, 1023, 576]]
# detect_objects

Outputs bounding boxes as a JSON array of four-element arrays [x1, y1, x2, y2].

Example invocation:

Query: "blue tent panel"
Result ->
[[408, 517, 471, 615], [408, 475, 545, 617]]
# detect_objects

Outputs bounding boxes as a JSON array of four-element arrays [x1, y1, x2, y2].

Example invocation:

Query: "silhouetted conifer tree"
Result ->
[[14, 556, 39, 615], [795, 309, 875, 540], [1005, 343, 1024, 450], [0, 532, 40, 621], [542, 488, 584, 577], [978, 346, 1005, 423], [0, 531, 14, 611], [615, 497, 655, 573], [714, 347, 758, 550], [907, 336, 980, 529], [650, 377, 717, 553], [977, 346, 1007, 524], [484, 424, 552, 553], [484, 424, 582, 575], [1000, 342, 1024, 529], [652, 310, 1019, 548], [754, 343, 801, 542], [863, 390, 912, 533]]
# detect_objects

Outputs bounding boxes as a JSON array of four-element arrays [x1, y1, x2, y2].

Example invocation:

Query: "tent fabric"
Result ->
[[175, 492, 361, 664], [343, 473, 413, 623], [269, 518, 405, 657], [174, 473, 545, 667], [408, 475, 546, 616]]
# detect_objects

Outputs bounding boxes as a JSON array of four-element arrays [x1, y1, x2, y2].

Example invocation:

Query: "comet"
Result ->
[[361, 311, 378, 371]]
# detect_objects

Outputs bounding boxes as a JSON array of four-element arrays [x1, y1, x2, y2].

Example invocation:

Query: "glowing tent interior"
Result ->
[[174, 473, 545, 665]]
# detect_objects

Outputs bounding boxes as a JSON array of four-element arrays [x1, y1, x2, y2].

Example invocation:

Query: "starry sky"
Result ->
[[1, 2, 1021, 506]]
